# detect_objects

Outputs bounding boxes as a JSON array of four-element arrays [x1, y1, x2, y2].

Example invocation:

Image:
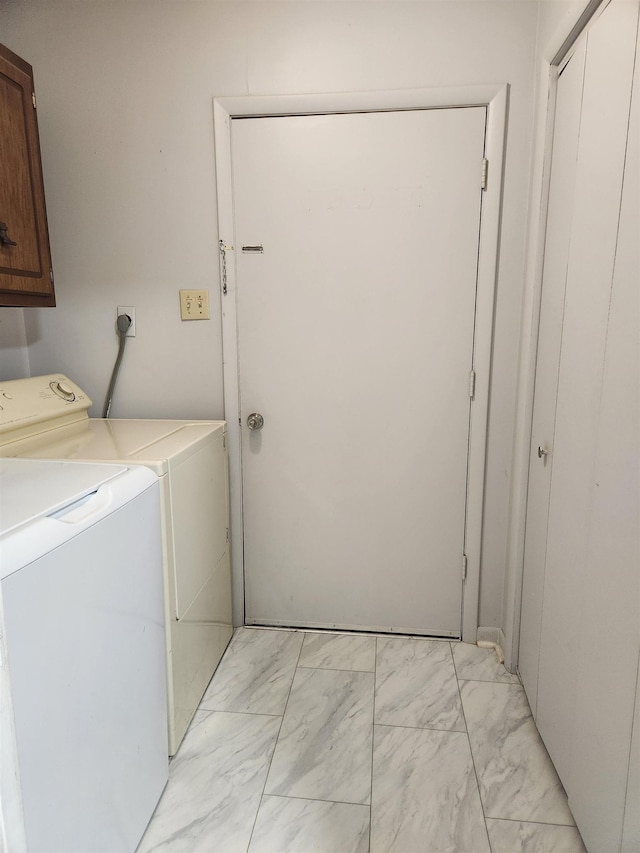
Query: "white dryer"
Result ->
[[0, 374, 232, 755], [0, 458, 168, 852]]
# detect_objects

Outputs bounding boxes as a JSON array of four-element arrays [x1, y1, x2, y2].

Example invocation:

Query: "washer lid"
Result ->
[[0, 458, 127, 536], [0, 419, 225, 474]]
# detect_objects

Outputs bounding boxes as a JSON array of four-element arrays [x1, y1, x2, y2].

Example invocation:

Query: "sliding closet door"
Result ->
[[520, 1, 639, 850], [565, 34, 639, 851], [518, 40, 586, 716], [534, 0, 638, 788]]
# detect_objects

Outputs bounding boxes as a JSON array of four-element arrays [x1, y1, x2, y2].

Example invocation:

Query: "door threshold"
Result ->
[[243, 622, 460, 643]]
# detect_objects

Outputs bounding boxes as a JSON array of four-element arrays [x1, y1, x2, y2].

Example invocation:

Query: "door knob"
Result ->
[[247, 412, 264, 430], [537, 445, 549, 459]]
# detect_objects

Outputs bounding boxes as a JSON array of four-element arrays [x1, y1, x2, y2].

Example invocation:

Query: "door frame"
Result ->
[[213, 85, 508, 642]]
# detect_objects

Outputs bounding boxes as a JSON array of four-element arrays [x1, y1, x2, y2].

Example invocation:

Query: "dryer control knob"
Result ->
[[50, 380, 76, 402]]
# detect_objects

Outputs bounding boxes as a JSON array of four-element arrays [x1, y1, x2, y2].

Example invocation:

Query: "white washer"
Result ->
[[0, 374, 233, 756], [0, 457, 168, 853]]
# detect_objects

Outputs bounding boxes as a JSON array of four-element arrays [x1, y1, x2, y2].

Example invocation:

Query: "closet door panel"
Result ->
[[518, 41, 586, 716], [567, 33, 640, 851], [535, 0, 638, 788]]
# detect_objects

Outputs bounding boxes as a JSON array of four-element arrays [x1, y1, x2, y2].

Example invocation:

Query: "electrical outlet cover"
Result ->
[[117, 306, 136, 336]]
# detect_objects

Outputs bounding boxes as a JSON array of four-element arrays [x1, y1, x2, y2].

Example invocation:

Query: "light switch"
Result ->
[[179, 289, 210, 320]]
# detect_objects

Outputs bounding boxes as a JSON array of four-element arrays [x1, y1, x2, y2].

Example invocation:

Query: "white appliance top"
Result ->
[[0, 458, 127, 536], [0, 375, 225, 474]]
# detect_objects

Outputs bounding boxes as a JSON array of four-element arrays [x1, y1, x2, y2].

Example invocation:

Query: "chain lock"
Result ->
[[219, 239, 233, 295]]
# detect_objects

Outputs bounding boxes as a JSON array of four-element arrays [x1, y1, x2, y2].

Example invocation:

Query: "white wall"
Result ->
[[0, 0, 540, 630], [537, 0, 598, 48], [0, 309, 29, 380]]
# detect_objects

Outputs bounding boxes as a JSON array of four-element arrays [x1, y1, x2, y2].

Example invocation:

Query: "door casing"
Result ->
[[213, 85, 508, 641]]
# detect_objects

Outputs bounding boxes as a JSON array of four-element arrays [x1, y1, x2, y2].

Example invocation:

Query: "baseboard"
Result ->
[[477, 626, 501, 645], [499, 627, 507, 652]]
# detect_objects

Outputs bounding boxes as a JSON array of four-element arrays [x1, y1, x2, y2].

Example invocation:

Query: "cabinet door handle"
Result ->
[[0, 222, 17, 247]]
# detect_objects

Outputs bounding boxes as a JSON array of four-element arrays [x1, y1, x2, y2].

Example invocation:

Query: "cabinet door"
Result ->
[[0, 43, 55, 306]]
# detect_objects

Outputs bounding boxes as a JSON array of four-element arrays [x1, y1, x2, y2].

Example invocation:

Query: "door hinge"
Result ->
[[226, 527, 229, 543], [469, 370, 476, 400], [481, 158, 488, 190], [32, 92, 36, 109], [223, 433, 226, 450], [462, 554, 468, 581]]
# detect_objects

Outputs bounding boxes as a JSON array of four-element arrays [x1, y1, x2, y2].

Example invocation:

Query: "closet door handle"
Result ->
[[537, 445, 549, 459], [0, 222, 17, 247]]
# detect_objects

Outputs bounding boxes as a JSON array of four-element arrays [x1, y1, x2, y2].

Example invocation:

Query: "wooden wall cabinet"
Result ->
[[0, 43, 55, 306]]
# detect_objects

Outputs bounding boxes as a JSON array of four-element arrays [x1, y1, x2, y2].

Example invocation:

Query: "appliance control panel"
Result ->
[[0, 375, 92, 444]]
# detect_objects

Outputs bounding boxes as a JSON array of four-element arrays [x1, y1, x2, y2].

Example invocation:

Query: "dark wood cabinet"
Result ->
[[0, 43, 55, 306]]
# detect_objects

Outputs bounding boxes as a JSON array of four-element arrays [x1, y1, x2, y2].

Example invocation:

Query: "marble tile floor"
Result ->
[[137, 628, 587, 853]]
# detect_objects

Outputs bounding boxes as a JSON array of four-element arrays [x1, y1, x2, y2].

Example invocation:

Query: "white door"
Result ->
[[518, 1, 640, 848], [535, 0, 639, 824], [232, 107, 486, 636], [518, 40, 587, 714]]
